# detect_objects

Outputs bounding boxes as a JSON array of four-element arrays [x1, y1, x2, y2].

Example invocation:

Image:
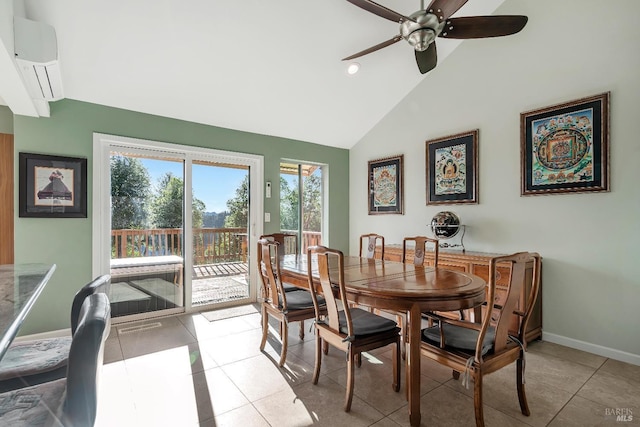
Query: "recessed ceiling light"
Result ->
[[347, 62, 360, 75]]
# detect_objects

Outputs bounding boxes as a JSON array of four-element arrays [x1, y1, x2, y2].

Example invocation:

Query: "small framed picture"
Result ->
[[426, 130, 478, 205], [368, 155, 404, 215], [520, 92, 610, 196], [19, 153, 88, 218]]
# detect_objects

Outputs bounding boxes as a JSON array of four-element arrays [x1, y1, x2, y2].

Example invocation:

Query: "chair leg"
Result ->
[[322, 340, 329, 355], [355, 352, 362, 367], [398, 314, 407, 360], [405, 358, 409, 401], [517, 357, 530, 416], [299, 320, 305, 340], [279, 320, 289, 367], [392, 339, 400, 392], [259, 307, 268, 351], [473, 374, 485, 427], [344, 350, 355, 412], [452, 370, 461, 380], [312, 336, 322, 384]]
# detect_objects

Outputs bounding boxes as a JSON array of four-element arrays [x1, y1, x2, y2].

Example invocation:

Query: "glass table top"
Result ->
[[0, 264, 57, 361]]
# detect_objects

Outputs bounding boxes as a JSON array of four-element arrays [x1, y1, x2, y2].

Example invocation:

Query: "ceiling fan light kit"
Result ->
[[344, 0, 528, 74]]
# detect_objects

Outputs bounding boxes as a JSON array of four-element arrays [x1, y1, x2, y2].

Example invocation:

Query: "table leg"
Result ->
[[407, 304, 422, 426]]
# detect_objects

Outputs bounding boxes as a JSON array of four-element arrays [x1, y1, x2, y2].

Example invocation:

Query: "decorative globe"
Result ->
[[430, 211, 461, 239]]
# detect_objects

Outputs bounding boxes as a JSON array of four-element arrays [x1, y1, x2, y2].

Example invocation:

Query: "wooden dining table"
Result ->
[[279, 254, 486, 427]]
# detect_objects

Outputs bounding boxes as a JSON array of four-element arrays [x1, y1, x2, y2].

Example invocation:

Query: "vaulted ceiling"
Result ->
[[2, 0, 508, 149]]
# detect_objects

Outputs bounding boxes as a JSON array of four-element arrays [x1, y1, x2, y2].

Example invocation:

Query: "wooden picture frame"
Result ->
[[520, 92, 610, 196], [426, 130, 478, 205], [19, 153, 87, 218], [368, 155, 404, 215]]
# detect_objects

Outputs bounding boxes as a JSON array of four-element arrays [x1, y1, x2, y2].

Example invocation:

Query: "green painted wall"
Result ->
[[13, 98, 349, 335], [0, 106, 13, 133]]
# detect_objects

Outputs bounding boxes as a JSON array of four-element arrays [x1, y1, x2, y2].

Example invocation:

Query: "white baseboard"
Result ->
[[543, 332, 640, 366], [13, 328, 71, 343]]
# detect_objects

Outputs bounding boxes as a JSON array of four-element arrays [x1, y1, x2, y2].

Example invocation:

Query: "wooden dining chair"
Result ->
[[0, 275, 111, 392], [388, 236, 441, 359], [420, 252, 542, 427], [306, 245, 401, 412], [356, 233, 385, 319], [359, 233, 384, 259], [402, 236, 439, 266], [260, 233, 300, 293], [260, 233, 299, 256], [257, 238, 325, 366], [0, 292, 111, 427]]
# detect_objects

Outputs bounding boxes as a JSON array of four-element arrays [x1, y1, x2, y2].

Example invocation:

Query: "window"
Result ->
[[279, 162, 325, 252]]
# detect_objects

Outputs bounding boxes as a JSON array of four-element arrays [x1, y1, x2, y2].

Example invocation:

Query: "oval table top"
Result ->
[[279, 254, 486, 311]]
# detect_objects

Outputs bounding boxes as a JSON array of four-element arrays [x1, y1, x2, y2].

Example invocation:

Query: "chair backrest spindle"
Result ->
[[257, 238, 288, 309], [479, 252, 541, 356], [308, 246, 351, 335], [402, 236, 439, 266], [260, 233, 299, 256], [359, 233, 384, 259]]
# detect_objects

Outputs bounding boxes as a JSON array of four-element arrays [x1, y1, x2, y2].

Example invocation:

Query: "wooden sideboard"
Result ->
[[379, 245, 542, 343]]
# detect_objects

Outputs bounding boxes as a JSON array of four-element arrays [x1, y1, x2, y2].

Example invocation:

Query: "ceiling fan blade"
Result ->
[[342, 35, 402, 60], [440, 16, 528, 39], [346, 0, 414, 23], [415, 42, 437, 74], [425, 0, 468, 22]]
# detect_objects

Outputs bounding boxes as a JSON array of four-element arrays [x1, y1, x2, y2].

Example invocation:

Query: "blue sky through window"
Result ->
[[140, 158, 247, 213]]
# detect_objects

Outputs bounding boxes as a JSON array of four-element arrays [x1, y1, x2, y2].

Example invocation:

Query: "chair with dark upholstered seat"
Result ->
[[420, 252, 541, 427], [0, 292, 112, 427], [257, 238, 326, 366], [0, 275, 111, 392], [359, 233, 384, 259], [307, 245, 401, 412]]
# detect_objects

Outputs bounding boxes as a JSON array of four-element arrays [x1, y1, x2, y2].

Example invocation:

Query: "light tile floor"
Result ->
[[97, 305, 640, 426]]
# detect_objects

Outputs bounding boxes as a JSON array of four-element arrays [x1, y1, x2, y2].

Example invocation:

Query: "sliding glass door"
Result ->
[[191, 161, 250, 308], [109, 152, 186, 318], [93, 134, 263, 322]]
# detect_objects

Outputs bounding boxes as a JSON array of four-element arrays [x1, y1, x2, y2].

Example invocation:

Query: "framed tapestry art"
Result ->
[[368, 155, 404, 215], [520, 92, 610, 196], [19, 153, 87, 218], [426, 130, 478, 205]]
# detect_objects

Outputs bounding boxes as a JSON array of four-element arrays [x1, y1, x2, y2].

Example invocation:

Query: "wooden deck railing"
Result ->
[[281, 230, 322, 252], [111, 228, 322, 265]]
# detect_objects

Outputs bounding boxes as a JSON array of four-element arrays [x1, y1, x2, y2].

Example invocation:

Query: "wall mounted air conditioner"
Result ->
[[13, 16, 64, 101]]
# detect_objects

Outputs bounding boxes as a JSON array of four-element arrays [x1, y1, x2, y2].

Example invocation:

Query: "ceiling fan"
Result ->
[[343, 0, 528, 74]]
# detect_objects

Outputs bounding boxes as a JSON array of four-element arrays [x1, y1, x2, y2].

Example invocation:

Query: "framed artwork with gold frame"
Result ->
[[520, 92, 610, 196], [368, 155, 404, 215], [426, 130, 478, 205]]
